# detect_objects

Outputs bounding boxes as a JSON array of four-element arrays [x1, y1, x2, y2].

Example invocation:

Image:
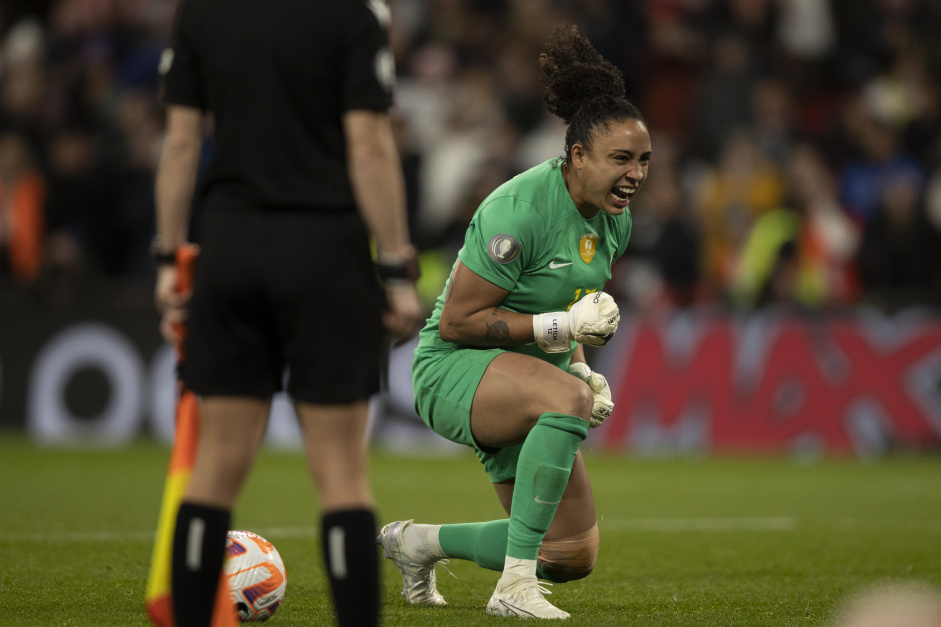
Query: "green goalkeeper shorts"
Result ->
[[412, 346, 524, 483]]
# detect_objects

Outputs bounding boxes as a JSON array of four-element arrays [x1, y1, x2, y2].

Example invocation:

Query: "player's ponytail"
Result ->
[[538, 25, 644, 160]]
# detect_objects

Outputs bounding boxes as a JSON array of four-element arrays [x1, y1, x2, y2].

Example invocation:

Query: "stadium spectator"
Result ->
[[0, 18, 48, 163], [2, 0, 941, 316], [0, 129, 44, 284], [111, 88, 164, 277], [618, 135, 702, 312], [377, 26, 647, 620], [785, 142, 860, 306], [691, 32, 760, 163], [636, 0, 709, 146], [42, 120, 119, 279], [694, 129, 786, 301], [838, 98, 926, 224], [411, 64, 507, 248], [151, 1, 423, 626], [856, 167, 941, 311], [731, 142, 860, 309], [748, 76, 799, 167]]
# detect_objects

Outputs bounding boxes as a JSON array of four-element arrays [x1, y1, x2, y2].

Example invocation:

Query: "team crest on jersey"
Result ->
[[488, 234, 521, 264], [579, 234, 598, 264]]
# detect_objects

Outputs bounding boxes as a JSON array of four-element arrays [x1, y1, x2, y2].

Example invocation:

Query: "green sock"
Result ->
[[506, 413, 587, 561], [437, 519, 565, 582], [438, 519, 509, 572]]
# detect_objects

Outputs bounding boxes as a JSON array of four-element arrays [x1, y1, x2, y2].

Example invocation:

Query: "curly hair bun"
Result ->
[[538, 25, 627, 125]]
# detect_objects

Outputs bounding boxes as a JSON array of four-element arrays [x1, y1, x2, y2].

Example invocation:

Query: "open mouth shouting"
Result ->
[[610, 184, 635, 209]]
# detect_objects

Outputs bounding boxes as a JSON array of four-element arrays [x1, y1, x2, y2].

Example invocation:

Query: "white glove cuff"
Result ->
[[533, 312, 571, 353]]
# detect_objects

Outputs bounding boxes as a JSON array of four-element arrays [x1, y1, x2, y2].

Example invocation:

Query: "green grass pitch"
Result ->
[[1, 437, 939, 626]]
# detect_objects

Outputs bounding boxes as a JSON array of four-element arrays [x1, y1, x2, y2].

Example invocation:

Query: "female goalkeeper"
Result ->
[[378, 25, 651, 620]]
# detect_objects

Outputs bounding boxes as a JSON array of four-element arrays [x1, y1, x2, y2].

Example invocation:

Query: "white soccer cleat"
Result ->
[[486, 574, 570, 620], [377, 520, 448, 606]]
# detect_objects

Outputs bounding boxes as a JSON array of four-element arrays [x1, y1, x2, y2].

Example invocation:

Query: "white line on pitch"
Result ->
[[2, 519, 799, 543], [1, 526, 321, 543], [4, 530, 159, 543], [599, 517, 798, 531]]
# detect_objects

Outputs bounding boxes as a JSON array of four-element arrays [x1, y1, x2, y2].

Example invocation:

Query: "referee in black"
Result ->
[[152, 1, 424, 625]]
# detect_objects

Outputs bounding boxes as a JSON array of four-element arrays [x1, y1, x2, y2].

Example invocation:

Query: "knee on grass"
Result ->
[[537, 524, 599, 582]]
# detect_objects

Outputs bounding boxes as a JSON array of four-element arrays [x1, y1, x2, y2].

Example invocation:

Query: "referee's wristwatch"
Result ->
[[375, 246, 421, 284], [151, 237, 178, 266]]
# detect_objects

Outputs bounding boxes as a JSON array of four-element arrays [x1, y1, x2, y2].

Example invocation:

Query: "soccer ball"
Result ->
[[224, 530, 287, 622]]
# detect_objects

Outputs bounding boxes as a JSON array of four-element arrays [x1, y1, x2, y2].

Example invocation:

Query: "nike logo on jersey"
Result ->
[[548, 260, 572, 269], [534, 496, 561, 505]]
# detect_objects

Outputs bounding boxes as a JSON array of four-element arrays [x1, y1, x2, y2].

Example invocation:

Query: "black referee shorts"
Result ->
[[182, 199, 385, 404]]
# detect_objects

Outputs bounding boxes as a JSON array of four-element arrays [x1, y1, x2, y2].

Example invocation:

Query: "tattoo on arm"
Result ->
[[485, 320, 512, 345]]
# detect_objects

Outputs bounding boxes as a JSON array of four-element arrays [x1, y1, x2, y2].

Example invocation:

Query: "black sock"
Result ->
[[321, 508, 380, 627], [172, 502, 231, 627]]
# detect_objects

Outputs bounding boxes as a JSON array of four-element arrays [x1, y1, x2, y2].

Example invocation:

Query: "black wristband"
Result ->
[[151, 237, 178, 266], [154, 251, 176, 266], [375, 256, 420, 283]]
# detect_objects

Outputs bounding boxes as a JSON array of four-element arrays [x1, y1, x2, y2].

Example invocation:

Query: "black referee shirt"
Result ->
[[161, 0, 395, 209]]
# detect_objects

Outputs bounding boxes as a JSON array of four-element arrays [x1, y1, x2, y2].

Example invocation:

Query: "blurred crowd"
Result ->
[[2, 0, 941, 314]]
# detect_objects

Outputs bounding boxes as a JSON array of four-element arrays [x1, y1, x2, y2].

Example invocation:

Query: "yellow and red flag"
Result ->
[[145, 245, 237, 627]]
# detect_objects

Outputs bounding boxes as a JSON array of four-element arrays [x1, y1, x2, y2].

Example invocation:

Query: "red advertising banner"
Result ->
[[3, 280, 940, 456], [594, 309, 941, 456]]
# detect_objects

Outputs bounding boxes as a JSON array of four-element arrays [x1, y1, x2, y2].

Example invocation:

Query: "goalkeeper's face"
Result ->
[[568, 118, 651, 218]]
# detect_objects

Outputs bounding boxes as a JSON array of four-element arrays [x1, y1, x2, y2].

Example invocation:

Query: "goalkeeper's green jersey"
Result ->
[[416, 158, 633, 369]]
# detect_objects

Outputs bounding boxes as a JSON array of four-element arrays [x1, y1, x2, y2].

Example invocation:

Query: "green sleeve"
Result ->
[[458, 195, 543, 292], [614, 210, 633, 261]]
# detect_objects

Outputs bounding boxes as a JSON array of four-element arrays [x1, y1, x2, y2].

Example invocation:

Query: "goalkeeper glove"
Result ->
[[533, 291, 620, 353], [567, 362, 613, 428]]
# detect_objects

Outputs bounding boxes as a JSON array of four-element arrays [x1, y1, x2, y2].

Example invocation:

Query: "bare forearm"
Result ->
[[154, 107, 203, 248], [344, 111, 411, 259], [440, 298, 536, 347], [437, 260, 534, 347], [571, 344, 586, 365], [155, 143, 199, 247]]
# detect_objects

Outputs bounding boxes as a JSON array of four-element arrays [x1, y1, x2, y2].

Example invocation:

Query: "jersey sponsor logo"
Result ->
[[487, 234, 521, 264], [549, 260, 573, 269], [579, 234, 598, 264]]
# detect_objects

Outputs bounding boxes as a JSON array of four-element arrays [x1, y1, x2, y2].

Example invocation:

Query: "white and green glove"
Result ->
[[567, 362, 613, 428], [533, 291, 620, 353]]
